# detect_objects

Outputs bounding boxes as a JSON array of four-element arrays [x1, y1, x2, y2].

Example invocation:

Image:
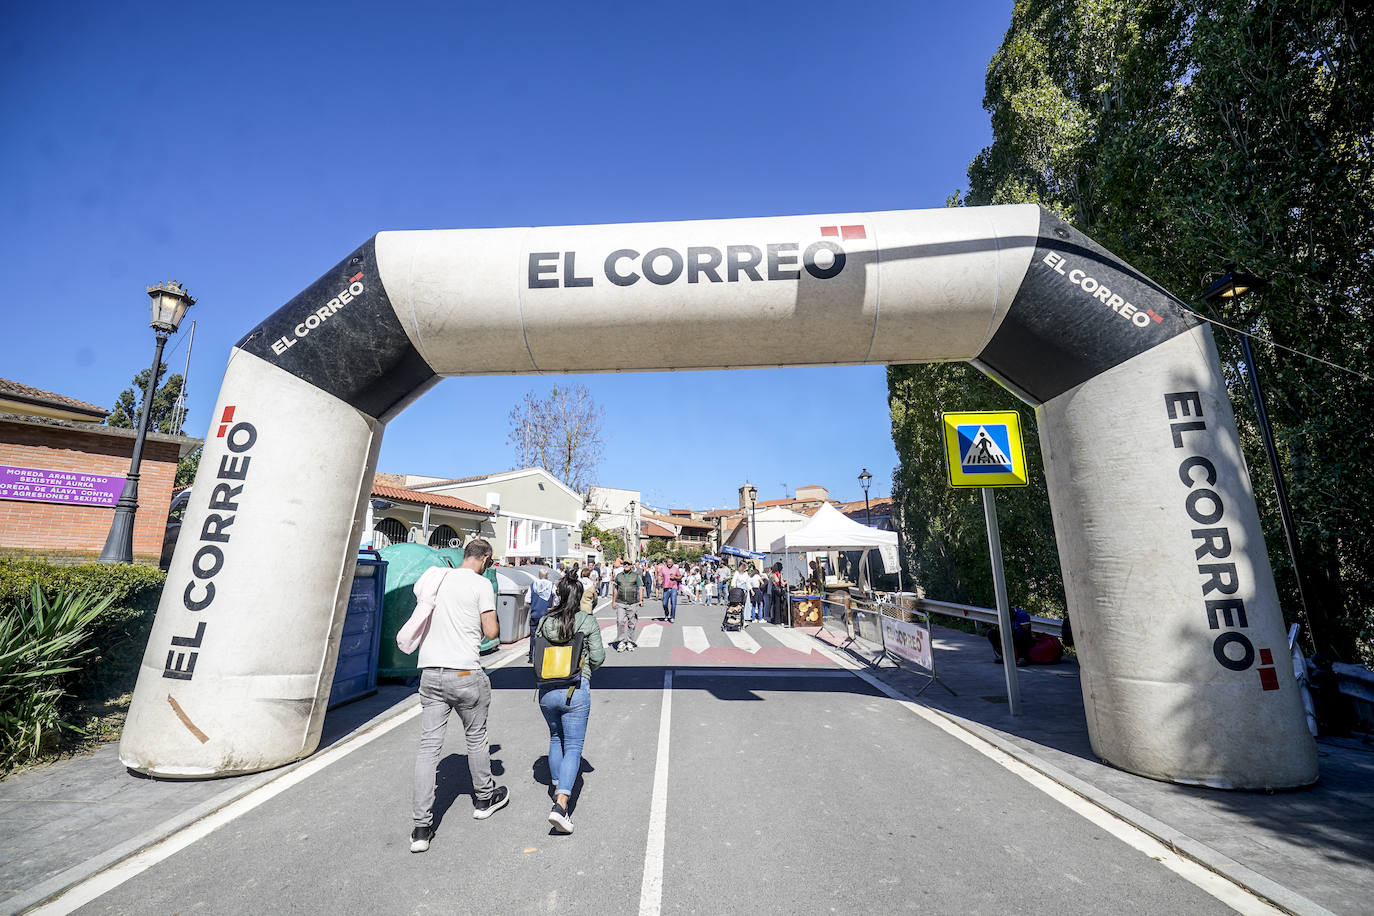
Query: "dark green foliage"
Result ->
[[175, 447, 201, 488], [0, 560, 166, 770], [888, 364, 1065, 618], [1, 585, 116, 771], [106, 361, 187, 435], [900, 0, 1373, 661], [581, 522, 626, 563]]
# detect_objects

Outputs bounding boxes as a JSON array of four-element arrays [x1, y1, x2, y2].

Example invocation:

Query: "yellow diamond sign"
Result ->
[[941, 410, 1029, 488]]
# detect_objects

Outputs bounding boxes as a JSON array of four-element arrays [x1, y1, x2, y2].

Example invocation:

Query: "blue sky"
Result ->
[[2, 0, 1012, 511]]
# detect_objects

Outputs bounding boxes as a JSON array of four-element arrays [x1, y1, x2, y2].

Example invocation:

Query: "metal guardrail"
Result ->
[[1332, 662, 1374, 706], [880, 593, 1063, 639]]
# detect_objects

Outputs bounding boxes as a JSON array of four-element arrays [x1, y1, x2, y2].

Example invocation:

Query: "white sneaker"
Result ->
[[548, 802, 574, 834]]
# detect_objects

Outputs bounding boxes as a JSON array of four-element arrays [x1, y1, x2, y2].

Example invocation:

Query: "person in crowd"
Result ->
[[535, 573, 605, 834], [767, 563, 785, 624], [578, 565, 597, 614], [526, 568, 554, 661], [987, 606, 1034, 666], [641, 561, 654, 601], [748, 564, 766, 623], [730, 563, 753, 626], [716, 565, 730, 607], [660, 558, 682, 623], [611, 557, 643, 652], [408, 538, 509, 854]]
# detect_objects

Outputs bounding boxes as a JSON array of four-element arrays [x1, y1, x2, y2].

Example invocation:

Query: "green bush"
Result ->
[[1, 584, 115, 771], [0, 560, 166, 771]]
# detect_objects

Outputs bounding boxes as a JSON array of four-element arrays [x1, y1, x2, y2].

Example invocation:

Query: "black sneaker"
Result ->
[[473, 785, 509, 819], [410, 825, 434, 853], [548, 801, 574, 834]]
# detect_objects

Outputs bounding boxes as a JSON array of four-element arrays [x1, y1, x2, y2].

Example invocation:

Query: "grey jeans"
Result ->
[[616, 601, 639, 646], [412, 667, 495, 827]]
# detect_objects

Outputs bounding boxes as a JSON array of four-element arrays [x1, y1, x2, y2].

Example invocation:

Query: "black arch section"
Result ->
[[975, 211, 1202, 403], [234, 236, 439, 421]]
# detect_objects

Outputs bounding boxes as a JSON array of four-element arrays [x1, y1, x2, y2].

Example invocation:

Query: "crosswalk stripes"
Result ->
[[638, 624, 663, 647], [724, 629, 760, 654], [767, 625, 819, 655], [682, 626, 710, 654]]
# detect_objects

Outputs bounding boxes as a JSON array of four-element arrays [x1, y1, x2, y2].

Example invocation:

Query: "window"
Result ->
[[429, 525, 460, 548], [374, 517, 406, 548], [508, 519, 522, 550]]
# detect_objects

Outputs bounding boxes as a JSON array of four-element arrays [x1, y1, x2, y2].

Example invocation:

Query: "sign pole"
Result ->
[[982, 487, 1022, 716]]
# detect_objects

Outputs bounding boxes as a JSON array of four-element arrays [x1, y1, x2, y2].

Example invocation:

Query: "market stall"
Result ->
[[768, 503, 900, 626]]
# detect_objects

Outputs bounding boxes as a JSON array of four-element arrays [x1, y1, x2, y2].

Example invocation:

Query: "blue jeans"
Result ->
[[758, 590, 770, 621], [539, 680, 591, 796], [662, 587, 678, 620]]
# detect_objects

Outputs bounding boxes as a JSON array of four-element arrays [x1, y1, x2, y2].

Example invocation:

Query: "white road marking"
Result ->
[[637, 624, 663, 648], [28, 649, 531, 916], [681, 626, 709, 654], [638, 669, 673, 916], [766, 626, 818, 655], [817, 645, 1287, 916], [673, 668, 851, 679], [724, 629, 760, 654]]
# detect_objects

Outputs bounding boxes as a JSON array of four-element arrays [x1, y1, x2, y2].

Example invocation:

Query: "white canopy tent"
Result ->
[[768, 503, 900, 593]]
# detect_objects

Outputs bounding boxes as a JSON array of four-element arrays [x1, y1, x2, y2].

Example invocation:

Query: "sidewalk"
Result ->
[[816, 623, 1374, 916], [1, 629, 1371, 915]]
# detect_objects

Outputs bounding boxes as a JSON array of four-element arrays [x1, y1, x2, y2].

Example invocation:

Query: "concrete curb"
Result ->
[[806, 629, 1337, 916]]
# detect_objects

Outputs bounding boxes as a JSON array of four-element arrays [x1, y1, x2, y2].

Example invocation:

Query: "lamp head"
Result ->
[[1201, 264, 1266, 302], [147, 280, 194, 333], [858, 468, 872, 493]]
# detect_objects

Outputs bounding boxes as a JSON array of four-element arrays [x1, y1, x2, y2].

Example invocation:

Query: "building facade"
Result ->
[[0, 379, 200, 565]]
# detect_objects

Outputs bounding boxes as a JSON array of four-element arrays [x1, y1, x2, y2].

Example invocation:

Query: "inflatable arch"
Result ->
[[120, 205, 1317, 789]]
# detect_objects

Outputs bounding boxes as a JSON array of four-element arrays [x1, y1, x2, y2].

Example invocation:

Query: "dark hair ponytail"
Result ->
[[546, 575, 583, 643]]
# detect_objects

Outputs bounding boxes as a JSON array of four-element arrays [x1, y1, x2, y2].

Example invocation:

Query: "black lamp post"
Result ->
[[99, 281, 195, 564], [858, 468, 873, 527], [1201, 265, 1313, 644], [744, 484, 758, 555]]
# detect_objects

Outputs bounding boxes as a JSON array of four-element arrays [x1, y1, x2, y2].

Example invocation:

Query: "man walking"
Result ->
[[611, 557, 643, 652], [409, 538, 509, 853], [660, 558, 682, 623]]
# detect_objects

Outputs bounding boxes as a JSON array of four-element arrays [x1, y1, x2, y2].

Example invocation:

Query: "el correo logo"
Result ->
[[270, 272, 365, 355]]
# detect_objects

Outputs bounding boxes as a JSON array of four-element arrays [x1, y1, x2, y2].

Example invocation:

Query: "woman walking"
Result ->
[[535, 575, 605, 834]]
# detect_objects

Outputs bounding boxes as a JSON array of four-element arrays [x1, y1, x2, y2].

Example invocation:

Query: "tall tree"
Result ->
[[507, 384, 605, 493], [106, 361, 187, 435], [904, 0, 1374, 660]]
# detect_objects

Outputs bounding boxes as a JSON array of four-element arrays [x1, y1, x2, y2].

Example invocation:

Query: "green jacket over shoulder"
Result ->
[[538, 611, 605, 682]]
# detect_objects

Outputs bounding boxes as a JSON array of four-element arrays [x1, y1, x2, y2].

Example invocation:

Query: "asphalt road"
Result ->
[[71, 600, 1244, 915]]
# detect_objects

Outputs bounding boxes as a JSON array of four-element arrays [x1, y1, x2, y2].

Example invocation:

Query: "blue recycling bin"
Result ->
[[328, 549, 387, 708]]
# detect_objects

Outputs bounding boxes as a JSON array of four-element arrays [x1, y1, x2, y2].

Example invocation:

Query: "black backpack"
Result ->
[[531, 617, 586, 690]]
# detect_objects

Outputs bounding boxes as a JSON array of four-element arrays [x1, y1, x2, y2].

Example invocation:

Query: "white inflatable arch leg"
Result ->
[[121, 205, 1316, 788]]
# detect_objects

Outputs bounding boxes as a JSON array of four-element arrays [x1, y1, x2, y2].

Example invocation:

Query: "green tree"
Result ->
[[914, 0, 1374, 660], [888, 363, 1065, 617], [582, 521, 626, 563], [175, 447, 200, 488], [106, 362, 187, 436]]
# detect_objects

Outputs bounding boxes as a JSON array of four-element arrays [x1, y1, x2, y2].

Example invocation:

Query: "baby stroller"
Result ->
[[722, 586, 745, 631]]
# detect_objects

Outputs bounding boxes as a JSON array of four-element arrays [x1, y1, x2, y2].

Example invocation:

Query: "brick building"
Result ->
[[0, 379, 201, 565]]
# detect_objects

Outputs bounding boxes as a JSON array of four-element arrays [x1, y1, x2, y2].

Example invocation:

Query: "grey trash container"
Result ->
[[493, 568, 534, 643]]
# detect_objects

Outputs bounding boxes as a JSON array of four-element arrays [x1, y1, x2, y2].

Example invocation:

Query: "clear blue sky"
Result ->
[[2, 1, 1012, 511]]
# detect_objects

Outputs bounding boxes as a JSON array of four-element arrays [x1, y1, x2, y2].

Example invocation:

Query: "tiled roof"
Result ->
[[701, 508, 739, 519], [0, 378, 107, 417], [372, 483, 493, 515], [644, 512, 712, 531], [641, 519, 676, 538], [838, 496, 893, 514]]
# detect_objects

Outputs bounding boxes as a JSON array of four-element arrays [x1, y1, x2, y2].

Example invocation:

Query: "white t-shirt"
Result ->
[[418, 567, 495, 670]]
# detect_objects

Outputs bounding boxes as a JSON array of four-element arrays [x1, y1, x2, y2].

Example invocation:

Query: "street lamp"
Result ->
[[99, 281, 195, 564], [627, 499, 637, 562], [1201, 265, 1314, 645], [744, 484, 758, 554], [858, 468, 873, 527]]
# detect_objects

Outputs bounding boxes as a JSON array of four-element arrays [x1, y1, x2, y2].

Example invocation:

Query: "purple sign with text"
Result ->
[[0, 465, 125, 507]]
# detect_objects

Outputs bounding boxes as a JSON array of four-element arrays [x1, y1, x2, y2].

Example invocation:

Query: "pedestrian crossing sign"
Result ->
[[941, 410, 1029, 488]]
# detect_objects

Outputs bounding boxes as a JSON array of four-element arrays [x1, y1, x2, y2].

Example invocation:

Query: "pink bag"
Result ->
[[397, 567, 448, 654]]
